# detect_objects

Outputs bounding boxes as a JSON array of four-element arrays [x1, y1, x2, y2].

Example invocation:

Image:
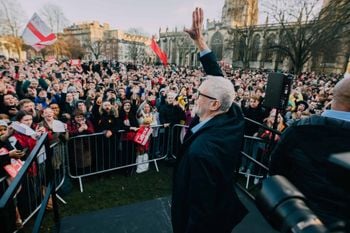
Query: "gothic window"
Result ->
[[171, 39, 177, 64], [238, 37, 245, 61], [210, 32, 223, 61], [323, 39, 340, 64], [250, 34, 260, 61], [264, 34, 276, 62]]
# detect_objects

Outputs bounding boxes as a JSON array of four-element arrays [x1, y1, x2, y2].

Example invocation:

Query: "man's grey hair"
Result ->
[[202, 76, 235, 112]]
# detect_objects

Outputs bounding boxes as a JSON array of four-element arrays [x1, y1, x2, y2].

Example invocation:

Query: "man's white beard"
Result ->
[[192, 104, 201, 118]]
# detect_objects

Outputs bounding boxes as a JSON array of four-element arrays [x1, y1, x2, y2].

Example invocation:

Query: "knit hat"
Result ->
[[0, 120, 8, 127]]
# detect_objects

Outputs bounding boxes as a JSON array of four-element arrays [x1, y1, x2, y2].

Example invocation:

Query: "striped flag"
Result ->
[[22, 13, 57, 51]]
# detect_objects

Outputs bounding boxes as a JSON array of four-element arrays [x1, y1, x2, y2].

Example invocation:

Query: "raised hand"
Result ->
[[184, 7, 204, 40], [184, 7, 209, 51]]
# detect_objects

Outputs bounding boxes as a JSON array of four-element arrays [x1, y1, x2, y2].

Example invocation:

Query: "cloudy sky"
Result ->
[[18, 0, 227, 35]]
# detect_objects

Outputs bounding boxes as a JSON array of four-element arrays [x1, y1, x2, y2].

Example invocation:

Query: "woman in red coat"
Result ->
[[11, 111, 45, 225]]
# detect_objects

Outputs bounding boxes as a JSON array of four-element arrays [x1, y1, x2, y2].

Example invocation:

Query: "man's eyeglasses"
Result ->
[[197, 91, 217, 100]]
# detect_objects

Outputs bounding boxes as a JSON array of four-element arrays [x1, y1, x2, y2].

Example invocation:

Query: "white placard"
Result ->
[[52, 120, 66, 133], [11, 121, 36, 136]]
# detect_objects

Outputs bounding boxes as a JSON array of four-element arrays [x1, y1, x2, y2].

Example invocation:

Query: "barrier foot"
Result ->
[[56, 194, 67, 204], [154, 160, 159, 172], [246, 175, 251, 189], [79, 177, 84, 192]]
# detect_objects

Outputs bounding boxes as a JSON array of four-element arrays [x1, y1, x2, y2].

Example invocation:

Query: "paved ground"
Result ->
[[59, 189, 277, 233]]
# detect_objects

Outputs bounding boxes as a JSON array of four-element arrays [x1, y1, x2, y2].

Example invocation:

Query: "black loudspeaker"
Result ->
[[263, 73, 293, 109]]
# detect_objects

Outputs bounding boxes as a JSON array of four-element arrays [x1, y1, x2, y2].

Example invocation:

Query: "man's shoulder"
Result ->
[[293, 115, 350, 128]]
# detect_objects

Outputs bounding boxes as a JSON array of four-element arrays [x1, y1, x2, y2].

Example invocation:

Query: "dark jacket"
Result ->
[[172, 102, 248, 233], [199, 52, 224, 77], [242, 105, 267, 136], [270, 115, 350, 227], [159, 103, 185, 126], [171, 52, 248, 233]]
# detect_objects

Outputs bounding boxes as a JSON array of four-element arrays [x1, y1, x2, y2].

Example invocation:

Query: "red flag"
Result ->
[[22, 13, 57, 51], [150, 38, 168, 66]]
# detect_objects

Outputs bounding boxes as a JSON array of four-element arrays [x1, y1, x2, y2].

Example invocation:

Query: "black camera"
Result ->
[[256, 152, 350, 233], [256, 175, 329, 233]]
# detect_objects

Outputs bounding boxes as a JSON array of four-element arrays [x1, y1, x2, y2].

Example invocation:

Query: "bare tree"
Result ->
[[127, 27, 149, 37], [128, 41, 140, 64], [227, 25, 256, 69], [0, 0, 26, 59], [40, 3, 69, 33], [262, 0, 350, 74], [83, 39, 104, 60], [125, 28, 148, 64], [0, 0, 26, 36], [65, 36, 86, 59]]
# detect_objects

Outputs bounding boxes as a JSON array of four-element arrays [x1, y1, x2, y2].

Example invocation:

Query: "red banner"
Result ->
[[150, 38, 168, 66], [134, 126, 153, 146]]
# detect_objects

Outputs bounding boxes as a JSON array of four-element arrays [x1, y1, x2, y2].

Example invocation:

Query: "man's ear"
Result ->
[[209, 100, 221, 111]]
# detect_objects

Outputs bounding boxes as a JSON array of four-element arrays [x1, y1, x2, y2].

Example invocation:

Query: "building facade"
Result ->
[[0, 37, 26, 61], [62, 21, 156, 63], [159, 0, 349, 73]]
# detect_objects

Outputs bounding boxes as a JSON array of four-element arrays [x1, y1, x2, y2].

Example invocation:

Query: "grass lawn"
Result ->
[[37, 161, 174, 232]]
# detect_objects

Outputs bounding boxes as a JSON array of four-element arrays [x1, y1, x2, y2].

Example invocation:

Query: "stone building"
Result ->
[[159, 0, 349, 73], [0, 37, 26, 61], [63, 21, 155, 63]]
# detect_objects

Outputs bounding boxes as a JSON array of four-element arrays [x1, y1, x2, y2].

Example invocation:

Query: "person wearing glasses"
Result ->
[[171, 7, 247, 233]]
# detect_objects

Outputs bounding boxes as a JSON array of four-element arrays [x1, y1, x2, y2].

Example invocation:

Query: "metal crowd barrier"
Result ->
[[167, 121, 281, 197], [239, 135, 270, 189], [0, 134, 61, 233], [167, 124, 189, 158], [66, 125, 169, 192], [237, 117, 283, 197], [0, 136, 66, 233]]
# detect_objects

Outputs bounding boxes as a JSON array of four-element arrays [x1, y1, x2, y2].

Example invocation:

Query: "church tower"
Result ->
[[221, 0, 258, 27]]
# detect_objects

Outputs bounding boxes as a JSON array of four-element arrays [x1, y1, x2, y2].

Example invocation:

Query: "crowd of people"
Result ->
[[0, 53, 345, 230], [0, 43, 345, 228], [0, 56, 342, 136], [0, 6, 348, 232]]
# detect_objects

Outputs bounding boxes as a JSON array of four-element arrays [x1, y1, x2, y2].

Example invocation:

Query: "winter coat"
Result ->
[[270, 115, 350, 227]]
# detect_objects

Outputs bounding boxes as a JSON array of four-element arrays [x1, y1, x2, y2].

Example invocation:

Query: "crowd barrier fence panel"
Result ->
[[66, 125, 169, 192], [0, 134, 61, 233], [168, 124, 189, 159], [168, 121, 280, 198]]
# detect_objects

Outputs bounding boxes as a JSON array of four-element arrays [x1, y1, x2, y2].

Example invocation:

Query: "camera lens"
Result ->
[[256, 176, 328, 233]]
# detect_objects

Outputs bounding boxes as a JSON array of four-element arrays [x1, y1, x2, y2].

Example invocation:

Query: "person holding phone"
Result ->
[[8, 111, 46, 223], [0, 120, 26, 230]]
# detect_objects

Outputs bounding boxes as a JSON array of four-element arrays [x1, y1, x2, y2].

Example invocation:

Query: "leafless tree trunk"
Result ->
[[40, 3, 69, 33], [262, 0, 350, 74], [0, 0, 26, 59], [84, 39, 104, 60]]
